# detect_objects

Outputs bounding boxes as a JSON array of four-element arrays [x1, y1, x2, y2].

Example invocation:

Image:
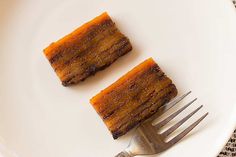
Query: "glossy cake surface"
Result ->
[[44, 12, 132, 86], [90, 58, 178, 139]]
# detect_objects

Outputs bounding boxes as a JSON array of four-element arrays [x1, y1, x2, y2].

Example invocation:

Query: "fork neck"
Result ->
[[115, 150, 134, 157]]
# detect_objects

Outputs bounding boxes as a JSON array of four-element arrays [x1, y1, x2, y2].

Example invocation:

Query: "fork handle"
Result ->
[[115, 151, 133, 157]]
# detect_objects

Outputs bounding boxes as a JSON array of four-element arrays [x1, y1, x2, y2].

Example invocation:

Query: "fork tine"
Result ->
[[162, 105, 203, 137], [154, 98, 197, 128], [147, 91, 192, 122], [167, 113, 208, 146]]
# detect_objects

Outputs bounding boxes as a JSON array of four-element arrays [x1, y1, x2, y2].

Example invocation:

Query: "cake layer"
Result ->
[[44, 12, 132, 86], [90, 58, 177, 139]]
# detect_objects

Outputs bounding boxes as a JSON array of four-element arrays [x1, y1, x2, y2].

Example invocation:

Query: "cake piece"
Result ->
[[90, 58, 177, 139], [43, 12, 132, 86]]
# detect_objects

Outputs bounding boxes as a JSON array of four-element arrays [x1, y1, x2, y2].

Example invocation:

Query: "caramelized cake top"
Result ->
[[43, 12, 132, 86], [44, 12, 111, 59], [90, 58, 156, 104], [90, 58, 177, 139]]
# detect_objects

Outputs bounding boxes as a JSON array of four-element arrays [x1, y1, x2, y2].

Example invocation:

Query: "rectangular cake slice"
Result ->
[[43, 12, 132, 86], [90, 58, 177, 139]]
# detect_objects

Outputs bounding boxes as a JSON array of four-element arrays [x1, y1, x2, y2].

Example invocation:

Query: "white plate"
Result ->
[[1, 0, 236, 157]]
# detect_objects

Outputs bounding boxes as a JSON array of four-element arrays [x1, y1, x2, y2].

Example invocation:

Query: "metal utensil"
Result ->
[[115, 92, 208, 157]]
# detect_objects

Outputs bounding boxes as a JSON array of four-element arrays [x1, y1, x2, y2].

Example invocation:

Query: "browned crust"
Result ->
[[43, 12, 132, 86], [90, 58, 178, 139]]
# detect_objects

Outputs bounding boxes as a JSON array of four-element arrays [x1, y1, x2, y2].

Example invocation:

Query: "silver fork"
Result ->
[[115, 91, 208, 157]]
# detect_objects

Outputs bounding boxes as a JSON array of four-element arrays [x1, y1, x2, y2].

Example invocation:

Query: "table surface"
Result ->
[[219, 130, 236, 157]]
